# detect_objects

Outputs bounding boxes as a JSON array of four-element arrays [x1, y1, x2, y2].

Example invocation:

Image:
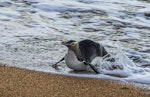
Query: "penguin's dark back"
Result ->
[[79, 40, 100, 62], [79, 39, 99, 47]]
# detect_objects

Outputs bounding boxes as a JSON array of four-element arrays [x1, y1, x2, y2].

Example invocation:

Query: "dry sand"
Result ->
[[0, 65, 149, 97]]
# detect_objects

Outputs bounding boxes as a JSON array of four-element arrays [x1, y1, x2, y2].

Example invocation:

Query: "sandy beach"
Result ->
[[0, 65, 149, 97]]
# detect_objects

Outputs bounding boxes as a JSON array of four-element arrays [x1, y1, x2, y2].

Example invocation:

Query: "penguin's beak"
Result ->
[[61, 41, 68, 46]]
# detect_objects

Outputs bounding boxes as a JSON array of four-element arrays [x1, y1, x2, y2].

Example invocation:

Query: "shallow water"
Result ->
[[0, 0, 150, 89]]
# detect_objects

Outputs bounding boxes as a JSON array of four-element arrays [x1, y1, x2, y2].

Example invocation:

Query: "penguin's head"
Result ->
[[61, 40, 78, 50]]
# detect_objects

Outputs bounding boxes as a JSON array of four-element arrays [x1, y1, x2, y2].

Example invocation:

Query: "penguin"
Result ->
[[52, 39, 110, 73]]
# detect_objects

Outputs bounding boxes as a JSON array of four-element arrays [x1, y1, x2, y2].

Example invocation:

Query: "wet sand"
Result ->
[[0, 65, 149, 97]]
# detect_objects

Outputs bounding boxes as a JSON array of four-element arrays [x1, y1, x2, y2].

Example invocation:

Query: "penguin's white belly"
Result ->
[[64, 50, 87, 70]]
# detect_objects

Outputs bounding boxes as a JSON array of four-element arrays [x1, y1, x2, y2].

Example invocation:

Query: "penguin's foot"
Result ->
[[52, 64, 58, 68]]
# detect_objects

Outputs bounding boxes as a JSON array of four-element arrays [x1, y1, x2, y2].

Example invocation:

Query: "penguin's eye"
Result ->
[[71, 42, 77, 46]]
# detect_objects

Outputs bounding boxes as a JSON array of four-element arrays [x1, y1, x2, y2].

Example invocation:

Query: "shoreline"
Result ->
[[0, 65, 149, 97]]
